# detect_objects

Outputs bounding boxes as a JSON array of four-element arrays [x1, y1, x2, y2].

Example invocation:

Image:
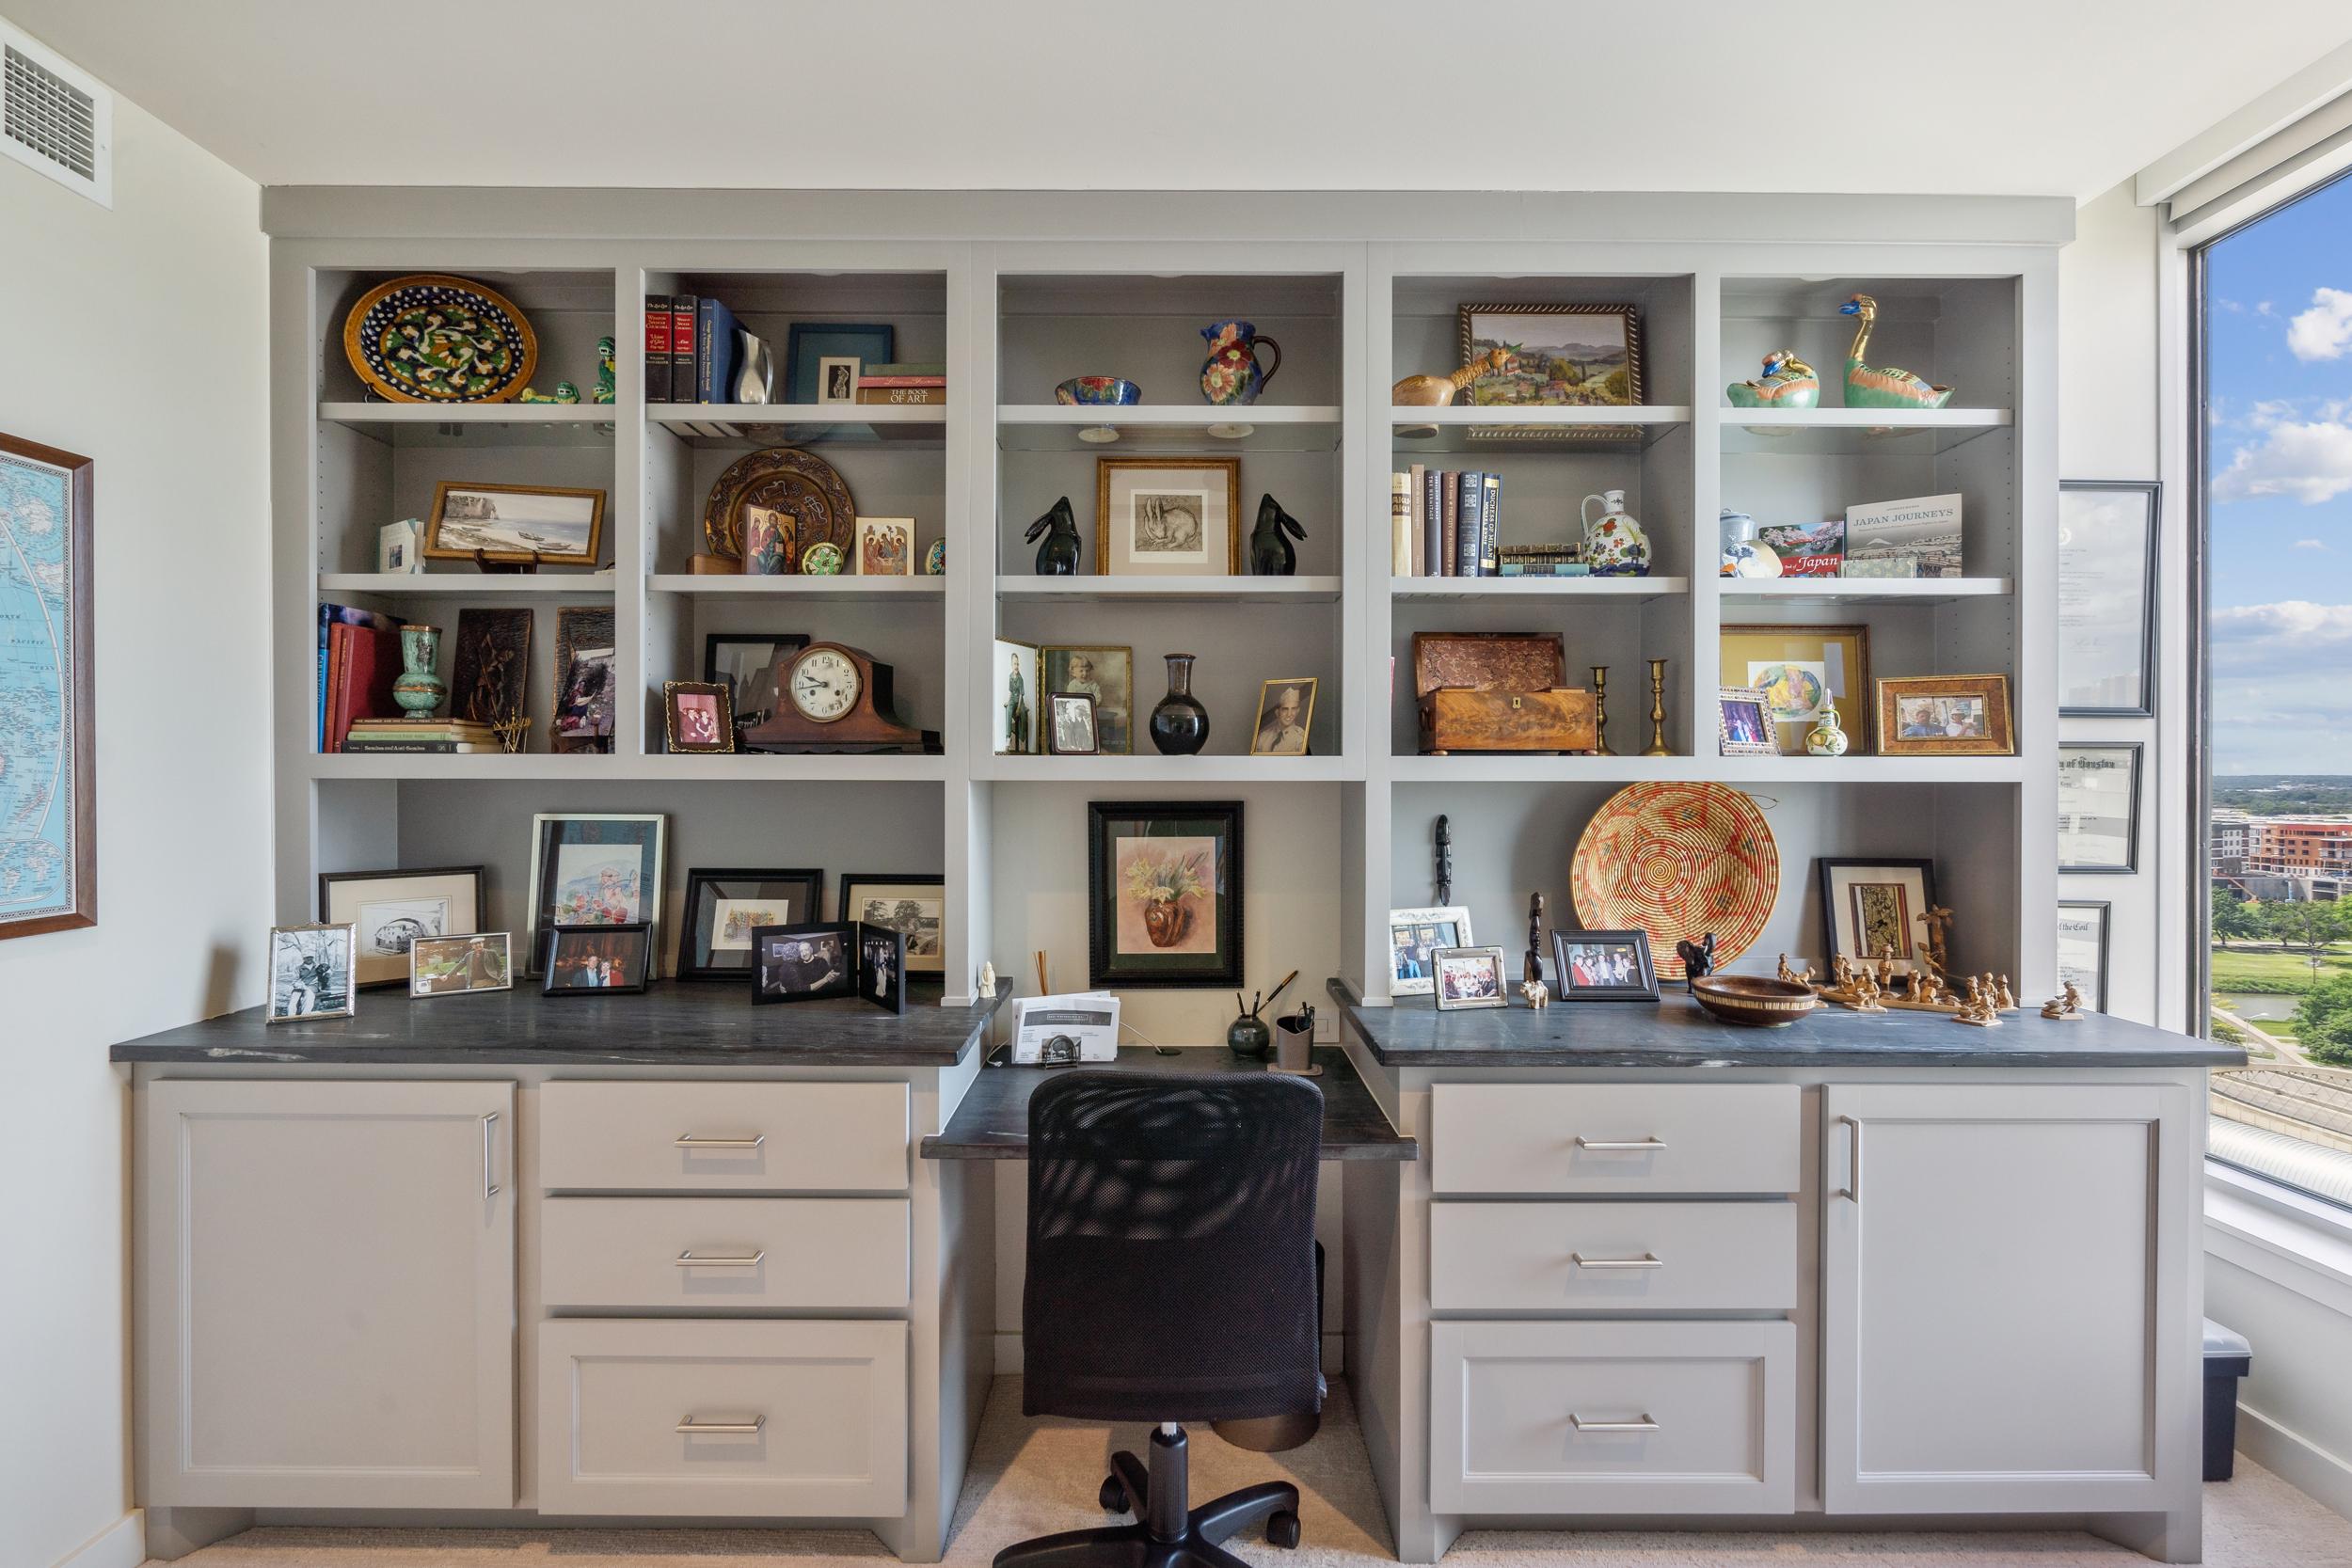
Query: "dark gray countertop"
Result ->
[[921, 1045, 1415, 1161], [1327, 977, 2247, 1069], [110, 979, 1012, 1067]]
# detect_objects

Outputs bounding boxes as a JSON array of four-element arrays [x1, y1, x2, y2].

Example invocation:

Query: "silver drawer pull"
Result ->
[[675, 1415, 766, 1434], [676, 1249, 767, 1268], [675, 1133, 766, 1149], [1570, 1413, 1661, 1433], [1575, 1136, 1667, 1151], [1570, 1252, 1662, 1270]]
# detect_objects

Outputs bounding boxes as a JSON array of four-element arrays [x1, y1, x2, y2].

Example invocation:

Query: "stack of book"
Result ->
[[857, 363, 946, 406], [644, 293, 742, 404], [1498, 545, 1588, 578], [341, 718, 502, 755], [318, 602, 401, 753], [1390, 467, 1512, 578]]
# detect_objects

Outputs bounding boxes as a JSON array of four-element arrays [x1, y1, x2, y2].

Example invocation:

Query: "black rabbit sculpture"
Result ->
[[1249, 493, 1307, 576], [1025, 496, 1082, 576]]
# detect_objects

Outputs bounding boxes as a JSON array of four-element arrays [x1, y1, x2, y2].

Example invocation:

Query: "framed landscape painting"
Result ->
[[1458, 303, 1644, 407], [0, 432, 94, 940]]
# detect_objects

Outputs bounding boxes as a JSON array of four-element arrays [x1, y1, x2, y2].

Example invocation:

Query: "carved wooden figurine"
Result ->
[[1676, 932, 1719, 989], [2041, 981, 2088, 1021], [1392, 347, 1511, 407], [1522, 979, 1550, 1010], [1851, 974, 1885, 1013], [1995, 974, 2016, 1010], [1525, 893, 1547, 986], [1434, 815, 1453, 905]]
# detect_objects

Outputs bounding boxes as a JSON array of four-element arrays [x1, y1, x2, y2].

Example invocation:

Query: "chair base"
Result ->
[[993, 1424, 1301, 1568]]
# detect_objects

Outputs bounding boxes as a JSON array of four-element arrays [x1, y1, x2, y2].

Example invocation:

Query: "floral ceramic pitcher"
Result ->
[[1200, 319, 1282, 406], [1581, 490, 1651, 577]]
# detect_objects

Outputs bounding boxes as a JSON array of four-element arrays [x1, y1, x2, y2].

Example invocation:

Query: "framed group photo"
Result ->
[[1432, 945, 1509, 1010], [1551, 928, 1661, 1002], [1388, 905, 1472, 998], [543, 923, 651, 994], [753, 921, 856, 1003]]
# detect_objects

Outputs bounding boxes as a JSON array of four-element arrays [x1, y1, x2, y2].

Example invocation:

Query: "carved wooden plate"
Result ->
[[700, 447, 857, 563], [1572, 781, 1779, 978]]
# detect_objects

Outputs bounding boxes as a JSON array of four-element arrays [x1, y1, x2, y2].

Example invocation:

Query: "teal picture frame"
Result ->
[[785, 323, 895, 405]]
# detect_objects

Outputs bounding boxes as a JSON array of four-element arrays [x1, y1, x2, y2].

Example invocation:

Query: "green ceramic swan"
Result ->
[[1839, 294, 1953, 409]]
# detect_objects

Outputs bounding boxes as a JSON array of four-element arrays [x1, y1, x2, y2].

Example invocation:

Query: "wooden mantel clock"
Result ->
[[740, 641, 931, 754]]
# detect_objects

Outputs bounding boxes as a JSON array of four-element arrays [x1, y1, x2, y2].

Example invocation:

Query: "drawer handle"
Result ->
[[1570, 1413, 1661, 1433], [675, 1133, 766, 1149], [1574, 1136, 1666, 1152], [482, 1113, 501, 1198], [675, 1249, 767, 1268], [1570, 1252, 1662, 1270], [675, 1415, 767, 1434]]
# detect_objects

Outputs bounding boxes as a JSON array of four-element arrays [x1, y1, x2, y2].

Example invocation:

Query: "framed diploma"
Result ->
[[2056, 901, 2111, 1012], [2057, 742, 2142, 874], [2058, 481, 2158, 717]]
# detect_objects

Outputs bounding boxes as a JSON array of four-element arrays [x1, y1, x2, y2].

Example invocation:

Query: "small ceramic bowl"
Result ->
[[1690, 974, 1820, 1027], [1055, 376, 1141, 406]]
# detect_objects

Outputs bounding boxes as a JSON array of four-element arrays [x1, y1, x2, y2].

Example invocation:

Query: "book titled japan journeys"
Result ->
[[1844, 493, 1962, 578]]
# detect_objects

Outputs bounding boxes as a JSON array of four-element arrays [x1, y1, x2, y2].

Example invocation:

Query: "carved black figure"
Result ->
[[1676, 932, 1719, 990], [1025, 496, 1082, 575], [1248, 493, 1307, 577]]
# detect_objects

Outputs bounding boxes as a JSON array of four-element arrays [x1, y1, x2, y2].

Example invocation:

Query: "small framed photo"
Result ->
[[786, 323, 894, 404], [1250, 677, 1316, 756], [1819, 858, 1938, 975], [1432, 945, 1509, 1010], [838, 874, 946, 974], [2058, 480, 2158, 718], [1877, 674, 2015, 756], [854, 515, 916, 576], [410, 932, 513, 998], [1046, 691, 1099, 755], [661, 680, 736, 754], [1095, 456, 1242, 576], [2057, 901, 2111, 1012], [753, 921, 856, 1004], [423, 481, 605, 567], [2058, 742, 2142, 874], [1717, 687, 1780, 755], [378, 517, 424, 574], [1387, 906, 1473, 997], [705, 632, 811, 729], [817, 356, 861, 407], [993, 638, 1041, 755], [267, 924, 357, 1023], [680, 867, 824, 980], [858, 922, 908, 1015], [1041, 645, 1135, 754], [1550, 929, 1661, 1002], [543, 923, 651, 995], [318, 864, 486, 990]]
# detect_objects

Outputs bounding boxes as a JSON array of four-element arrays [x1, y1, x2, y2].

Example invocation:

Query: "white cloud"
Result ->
[[2211, 419, 2352, 503], [2296, 538, 2328, 549], [2288, 287, 2352, 360], [2211, 600, 2352, 648], [2259, 300, 2278, 318]]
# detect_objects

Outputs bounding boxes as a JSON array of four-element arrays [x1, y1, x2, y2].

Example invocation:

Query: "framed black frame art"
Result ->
[[1086, 800, 1243, 989]]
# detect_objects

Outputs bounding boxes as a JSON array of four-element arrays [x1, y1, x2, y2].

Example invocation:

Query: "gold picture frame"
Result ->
[[1094, 456, 1242, 576], [661, 680, 737, 754], [423, 480, 605, 566], [1457, 302, 1644, 444], [1877, 674, 2015, 757], [1248, 676, 1317, 756], [1719, 623, 1872, 754]]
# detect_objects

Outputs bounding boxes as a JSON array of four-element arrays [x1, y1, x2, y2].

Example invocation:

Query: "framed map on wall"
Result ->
[[0, 432, 94, 940]]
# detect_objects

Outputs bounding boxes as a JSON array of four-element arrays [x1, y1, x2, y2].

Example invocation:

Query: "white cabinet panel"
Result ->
[[1430, 1201, 1796, 1312], [540, 1081, 909, 1193], [542, 1196, 911, 1310], [1430, 1084, 1800, 1195]]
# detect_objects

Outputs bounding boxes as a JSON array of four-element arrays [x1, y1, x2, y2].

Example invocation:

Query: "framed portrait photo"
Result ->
[[1458, 303, 1644, 408], [837, 874, 946, 974], [1095, 456, 1241, 576], [2058, 480, 2158, 718], [1551, 928, 1660, 1002], [2057, 902, 2111, 1012], [1388, 906, 1473, 998], [1046, 691, 1099, 756], [423, 481, 605, 567], [1041, 645, 1134, 754], [993, 638, 1041, 755], [855, 515, 916, 577], [1876, 673, 2015, 756], [752, 921, 856, 1004], [661, 680, 736, 754], [680, 867, 824, 980], [318, 864, 485, 989], [543, 922, 651, 995], [1717, 687, 1780, 756], [1250, 677, 1316, 756], [1088, 800, 1243, 989], [2058, 742, 2142, 874], [858, 922, 909, 1016], [267, 924, 357, 1023], [1432, 945, 1509, 1010], [1818, 858, 1937, 976], [527, 813, 666, 974], [705, 632, 811, 730], [410, 932, 513, 998], [1720, 623, 1870, 754]]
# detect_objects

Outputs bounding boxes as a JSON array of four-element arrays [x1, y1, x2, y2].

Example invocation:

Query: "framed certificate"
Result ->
[[2057, 742, 2142, 874], [2056, 902, 2111, 1012], [2058, 481, 2158, 718]]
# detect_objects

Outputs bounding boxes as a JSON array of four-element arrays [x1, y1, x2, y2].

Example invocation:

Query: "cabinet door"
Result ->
[[143, 1080, 516, 1508], [1820, 1083, 2194, 1515]]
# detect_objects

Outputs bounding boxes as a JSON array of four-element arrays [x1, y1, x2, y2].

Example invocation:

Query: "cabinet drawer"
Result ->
[[1430, 1084, 1800, 1195], [542, 1197, 910, 1311], [1430, 1201, 1796, 1312], [540, 1082, 909, 1194], [537, 1319, 906, 1517], [1431, 1320, 1794, 1515]]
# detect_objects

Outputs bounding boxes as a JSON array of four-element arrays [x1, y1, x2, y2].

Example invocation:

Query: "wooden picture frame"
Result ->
[[661, 680, 737, 754], [1041, 645, 1135, 754], [1720, 623, 1871, 754], [1046, 691, 1099, 756], [1458, 304, 1645, 407], [1094, 456, 1242, 576], [318, 864, 487, 989], [837, 874, 946, 974], [1388, 906, 1474, 998], [2058, 480, 2158, 719], [542, 922, 651, 995], [1551, 928, 1661, 1002], [0, 431, 94, 940], [1088, 800, 1244, 989], [679, 867, 824, 980], [1876, 673, 2015, 756], [423, 481, 605, 566], [1249, 677, 1317, 756], [1431, 945, 1510, 1010], [1717, 686, 1780, 755], [2058, 742, 2142, 874], [752, 921, 857, 1004], [1818, 858, 1938, 975]]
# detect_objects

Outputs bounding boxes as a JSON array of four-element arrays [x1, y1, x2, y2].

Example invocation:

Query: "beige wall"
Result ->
[[0, 77, 269, 1568]]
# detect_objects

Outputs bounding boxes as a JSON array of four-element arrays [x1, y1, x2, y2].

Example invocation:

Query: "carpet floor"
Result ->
[[148, 1379, 2352, 1567]]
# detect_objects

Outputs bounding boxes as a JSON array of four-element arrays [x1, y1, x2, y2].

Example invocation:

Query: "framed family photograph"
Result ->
[[527, 813, 666, 974], [1095, 456, 1242, 576], [661, 680, 736, 753], [551, 605, 617, 753], [1047, 691, 1099, 755], [1551, 929, 1660, 1002], [318, 864, 485, 989], [2057, 902, 2111, 1012], [543, 923, 651, 995], [1877, 673, 2014, 756], [1457, 303, 1644, 408], [1819, 858, 1937, 975], [1088, 800, 1244, 989], [1250, 677, 1315, 756], [1720, 624, 1870, 755], [410, 932, 513, 998], [858, 923, 909, 1015], [267, 924, 357, 1023], [706, 632, 810, 730], [1432, 945, 1509, 1010], [1041, 645, 1134, 754], [753, 921, 856, 1004], [423, 481, 605, 566], [1388, 906, 1473, 997], [2058, 742, 2142, 874], [1717, 687, 1779, 756], [680, 867, 824, 980], [838, 874, 945, 974], [2058, 480, 2158, 718], [855, 515, 916, 577]]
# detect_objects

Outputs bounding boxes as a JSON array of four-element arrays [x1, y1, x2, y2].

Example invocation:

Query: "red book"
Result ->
[[324, 623, 351, 752], [328, 624, 402, 752]]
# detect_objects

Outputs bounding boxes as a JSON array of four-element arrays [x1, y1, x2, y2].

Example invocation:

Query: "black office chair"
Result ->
[[996, 1069, 1325, 1568]]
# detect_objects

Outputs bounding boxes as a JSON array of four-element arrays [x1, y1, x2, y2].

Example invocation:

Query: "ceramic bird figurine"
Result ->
[[1025, 496, 1082, 575], [1839, 294, 1954, 409], [1248, 493, 1307, 576], [1392, 347, 1511, 407], [592, 335, 617, 404], [1725, 349, 1820, 409]]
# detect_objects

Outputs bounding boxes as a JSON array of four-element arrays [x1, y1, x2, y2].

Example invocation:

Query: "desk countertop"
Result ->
[[921, 1045, 1416, 1161], [1327, 977, 2247, 1069], [110, 979, 1012, 1067]]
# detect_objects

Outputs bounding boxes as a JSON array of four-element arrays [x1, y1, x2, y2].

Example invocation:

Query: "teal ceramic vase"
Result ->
[[392, 625, 446, 718]]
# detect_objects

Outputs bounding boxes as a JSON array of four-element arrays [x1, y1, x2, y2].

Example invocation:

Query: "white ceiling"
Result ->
[[11, 0, 2349, 198]]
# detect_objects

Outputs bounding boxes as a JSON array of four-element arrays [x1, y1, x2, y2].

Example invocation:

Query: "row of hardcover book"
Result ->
[[1386, 467, 1526, 578], [316, 603, 401, 752], [643, 294, 946, 407]]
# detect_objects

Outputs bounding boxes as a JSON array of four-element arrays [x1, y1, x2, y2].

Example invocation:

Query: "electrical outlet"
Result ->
[[1313, 1008, 1338, 1043]]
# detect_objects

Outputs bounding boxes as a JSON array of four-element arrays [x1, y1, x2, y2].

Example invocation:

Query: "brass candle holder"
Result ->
[[1643, 657, 1672, 756], [1589, 665, 1613, 756]]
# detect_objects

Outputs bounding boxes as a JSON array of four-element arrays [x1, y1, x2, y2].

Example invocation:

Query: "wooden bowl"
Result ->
[[1690, 974, 1820, 1028]]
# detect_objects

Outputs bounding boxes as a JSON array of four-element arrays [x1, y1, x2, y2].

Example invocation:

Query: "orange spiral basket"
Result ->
[[1571, 782, 1780, 978]]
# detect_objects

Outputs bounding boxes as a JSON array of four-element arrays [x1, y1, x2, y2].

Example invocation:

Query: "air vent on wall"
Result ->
[[0, 24, 111, 208]]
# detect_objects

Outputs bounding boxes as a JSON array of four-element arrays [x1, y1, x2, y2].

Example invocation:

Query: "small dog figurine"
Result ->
[[1521, 978, 1550, 1010]]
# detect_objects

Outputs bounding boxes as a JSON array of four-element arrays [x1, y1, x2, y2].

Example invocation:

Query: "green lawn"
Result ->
[[2210, 942, 2352, 993], [2249, 1017, 2301, 1037]]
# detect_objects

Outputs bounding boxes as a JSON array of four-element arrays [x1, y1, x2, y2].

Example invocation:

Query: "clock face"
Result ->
[[787, 647, 862, 722]]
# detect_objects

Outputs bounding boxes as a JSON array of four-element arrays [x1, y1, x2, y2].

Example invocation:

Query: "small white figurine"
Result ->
[[978, 960, 997, 995], [1521, 978, 1550, 1010]]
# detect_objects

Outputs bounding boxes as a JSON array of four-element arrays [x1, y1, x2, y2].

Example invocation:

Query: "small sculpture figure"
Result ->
[[978, 960, 997, 994], [592, 335, 617, 404], [1025, 496, 1082, 575], [1777, 953, 1796, 983], [1954, 988, 2000, 1027], [1248, 493, 1308, 577], [1995, 974, 2016, 1010], [1840, 293, 1955, 410], [1965, 975, 1986, 1009], [1434, 816, 1453, 905], [1832, 954, 1854, 991], [1980, 973, 2000, 1011], [518, 382, 580, 404], [1392, 347, 1510, 407], [2041, 980, 2088, 1021], [1725, 349, 1821, 410], [1851, 974, 1885, 1012], [1677, 933, 1719, 990], [1525, 893, 1546, 986], [1522, 978, 1550, 1010], [1875, 948, 1895, 990]]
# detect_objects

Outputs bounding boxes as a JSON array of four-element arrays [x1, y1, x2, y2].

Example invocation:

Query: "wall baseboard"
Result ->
[[51, 1511, 143, 1568], [995, 1333, 1343, 1378], [2237, 1402, 2352, 1523]]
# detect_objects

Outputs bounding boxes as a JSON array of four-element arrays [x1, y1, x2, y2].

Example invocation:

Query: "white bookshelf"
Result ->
[[1000, 576, 1343, 605]]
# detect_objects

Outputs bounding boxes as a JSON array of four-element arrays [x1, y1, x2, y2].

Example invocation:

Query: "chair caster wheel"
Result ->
[[1267, 1510, 1302, 1549], [1099, 1476, 1129, 1513]]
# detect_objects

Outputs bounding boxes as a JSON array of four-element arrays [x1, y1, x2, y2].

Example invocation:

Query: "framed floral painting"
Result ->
[[527, 813, 667, 974], [1086, 800, 1243, 988]]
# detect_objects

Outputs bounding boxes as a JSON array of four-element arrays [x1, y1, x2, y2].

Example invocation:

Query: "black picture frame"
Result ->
[[316, 863, 487, 990], [1817, 858, 1940, 974], [752, 921, 856, 1004], [858, 922, 908, 1015], [541, 922, 651, 996], [2058, 480, 2158, 719], [1550, 928, 1661, 1002], [1046, 691, 1099, 755], [1086, 800, 1244, 989], [2058, 742, 2143, 875], [679, 867, 825, 979], [2057, 901, 2112, 1012], [837, 874, 946, 974], [704, 632, 811, 731], [526, 812, 665, 974]]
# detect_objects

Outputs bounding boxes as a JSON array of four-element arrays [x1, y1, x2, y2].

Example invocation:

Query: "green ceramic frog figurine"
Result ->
[[1840, 294, 1954, 409], [592, 335, 616, 404], [518, 382, 581, 404], [1725, 349, 1820, 409]]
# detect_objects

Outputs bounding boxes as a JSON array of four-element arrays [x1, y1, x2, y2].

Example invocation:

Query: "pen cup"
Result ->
[[1271, 1012, 1321, 1076]]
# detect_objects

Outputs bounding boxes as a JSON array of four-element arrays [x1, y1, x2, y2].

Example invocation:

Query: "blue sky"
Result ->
[[2206, 173, 2352, 774]]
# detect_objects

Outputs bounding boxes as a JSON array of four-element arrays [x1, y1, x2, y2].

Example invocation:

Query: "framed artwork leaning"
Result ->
[[1088, 800, 1243, 989], [838, 874, 945, 974], [527, 813, 666, 974], [1719, 623, 1870, 755], [679, 868, 824, 980], [1095, 457, 1242, 576], [1041, 645, 1134, 754], [318, 864, 486, 989], [1458, 303, 1644, 408], [0, 431, 95, 940], [1818, 858, 1937, 976], [1388, 905, 1473, 998]]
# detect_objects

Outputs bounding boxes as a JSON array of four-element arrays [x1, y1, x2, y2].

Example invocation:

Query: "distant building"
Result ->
[[2242, 816, 2352, 898], [2212, 810, 2250, 877]]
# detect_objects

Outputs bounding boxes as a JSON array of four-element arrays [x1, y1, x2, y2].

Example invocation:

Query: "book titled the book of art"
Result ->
[[1843, 493, 1963, 578]]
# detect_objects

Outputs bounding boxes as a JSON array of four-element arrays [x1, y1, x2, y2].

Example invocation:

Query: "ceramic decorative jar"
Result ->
[[1148, 654, 1211, 755], [391, 625, 446, 718], [1055, 376, 1142, 406], [799, 542, 845, 576], [1199, 320, 1282, 406], [1804, 705, 1851, 757], [1581, 489, 1652, 577]]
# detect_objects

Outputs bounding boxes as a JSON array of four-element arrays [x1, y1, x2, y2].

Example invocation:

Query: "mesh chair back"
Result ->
[[1021, 1069, 1325, 1422]]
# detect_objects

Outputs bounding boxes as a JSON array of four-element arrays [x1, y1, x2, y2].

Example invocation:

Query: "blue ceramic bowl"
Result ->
[[1056, 376, 1141, 406]]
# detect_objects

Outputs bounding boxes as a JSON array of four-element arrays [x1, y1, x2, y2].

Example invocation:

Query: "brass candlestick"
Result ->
[[1589, 665, 1613, 756], [1643, 657, 1672, 756]]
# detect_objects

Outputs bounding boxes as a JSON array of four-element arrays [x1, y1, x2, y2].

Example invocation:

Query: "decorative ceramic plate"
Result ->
[[799, 543, 844, 576], [701, 447, 857, 562], [1571, 781, 1779, 978], [342, 274, 537, 403]]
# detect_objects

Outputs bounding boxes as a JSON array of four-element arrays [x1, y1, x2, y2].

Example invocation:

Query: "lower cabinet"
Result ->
[[537, 1319, 909, 1517]]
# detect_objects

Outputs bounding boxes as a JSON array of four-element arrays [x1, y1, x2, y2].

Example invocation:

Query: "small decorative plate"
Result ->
[[701, 446, 857, 562], [342, 274, 537, 403], [799, 542, 845, 576], [1571, 781, 1779, 978]]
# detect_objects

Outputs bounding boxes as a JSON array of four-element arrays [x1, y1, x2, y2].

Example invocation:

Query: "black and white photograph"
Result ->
[[1250, 677, 1315, 756], [1047, 691, 1099, 755], [858, 922, 908, 1015], [318, 865, 485, 989], [266, 924, 356, 1023], [542, 923, 651, 994], [409, 932, 513, 997], [1551, 928, 1661, 1001], [2058, 742, 2142, 873], [1387, 906, 1471, 997], [818, 355, 860, 406], [1432, 945, 1509, 1010], [1095, 457, 1241, 576], [752, 921, 856, 1004], [2058, 480, 2158, 716], [423, 481, 605, 566], [839, 875, 946, 973]]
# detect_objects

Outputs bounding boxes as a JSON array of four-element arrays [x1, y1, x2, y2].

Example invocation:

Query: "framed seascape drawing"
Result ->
[[679, 867, 824, 980], [838, 874, 946, 974], [1087, 800, 1243, 989], [2058, 481, 2157, 718], [2057, 901, 2112, 1012], [318, 864, 486, 989], [527, 813, 667, 974], [424, 481, 605, 567], [1388, 906, 1473, 998], [1095, 457, 1242, 577], [1818, 858, 1937, 977], [2058, 742, 2142, 874], [0, 433, 94, 940]]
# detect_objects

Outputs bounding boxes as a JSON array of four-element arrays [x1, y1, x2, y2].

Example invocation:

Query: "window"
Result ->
[[2201, 169, 2352, 1208]]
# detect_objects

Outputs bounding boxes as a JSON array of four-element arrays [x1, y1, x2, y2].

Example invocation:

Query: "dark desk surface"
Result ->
[[1327, 977, 2247, 1069], [111, 979, 1012, 1067], [921, 1045, 1416, 1161]]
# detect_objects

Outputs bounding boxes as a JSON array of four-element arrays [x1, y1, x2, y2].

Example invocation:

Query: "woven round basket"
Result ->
[[1571, 781, 1780, 978]]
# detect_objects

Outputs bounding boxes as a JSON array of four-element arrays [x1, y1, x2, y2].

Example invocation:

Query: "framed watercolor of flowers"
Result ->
[[527, 813, 667, 975], [1086, 800, 1243, 989]]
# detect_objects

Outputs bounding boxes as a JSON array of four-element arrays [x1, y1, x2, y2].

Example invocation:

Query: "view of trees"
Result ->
[[2291, 973, 2352, 1068]]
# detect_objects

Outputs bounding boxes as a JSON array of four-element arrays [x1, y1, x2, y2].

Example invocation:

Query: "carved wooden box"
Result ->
[[1411, 633, 1592, 753]]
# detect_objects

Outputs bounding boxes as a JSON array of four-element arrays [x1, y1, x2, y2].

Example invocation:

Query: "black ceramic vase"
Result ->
[[1148, 654, 1210, 755]]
